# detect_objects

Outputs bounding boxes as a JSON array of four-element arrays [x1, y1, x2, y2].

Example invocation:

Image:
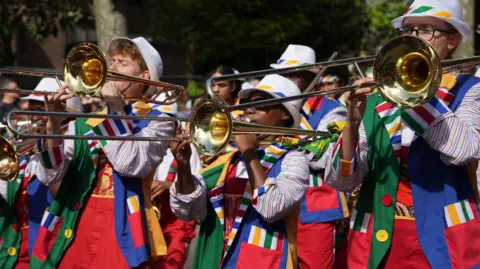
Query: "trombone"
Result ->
[[205, 35, 480, 111], [0, 43, 185, 105]]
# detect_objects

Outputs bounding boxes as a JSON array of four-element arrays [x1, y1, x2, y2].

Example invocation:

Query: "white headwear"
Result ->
[[270, 44, 318, 74], [107, 37, 163, 91], [391, 0, 471, 43], [21, 78, 83, 112], [238, 74, 302, 128]]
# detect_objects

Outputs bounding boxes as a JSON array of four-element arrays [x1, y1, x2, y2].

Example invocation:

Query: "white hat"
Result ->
[[392, 0, 471, 43], [21, 78, 83, 113], [270, 45, 318, 74], [108, 37, 163, 91], [238, 74, 302, 128]]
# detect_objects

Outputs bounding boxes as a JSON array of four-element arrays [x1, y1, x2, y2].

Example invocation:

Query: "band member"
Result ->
[[149, 103, 199, 269], [30, 37, 175, 269], [326, 1, 480, 268], [317, 66, 351, 105], [272, 45, 348, 268], [207, 65, 241, 107], [170, 74, 309, 269], [0, 77, 82, 269]]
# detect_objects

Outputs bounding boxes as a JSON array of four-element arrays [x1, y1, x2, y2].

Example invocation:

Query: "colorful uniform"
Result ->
[[151, 146, 201, 269], [325, 74, 480, 268], [30, 102, 174, 269], [170, 145, 309, 269], [296, 96, 349, 269]]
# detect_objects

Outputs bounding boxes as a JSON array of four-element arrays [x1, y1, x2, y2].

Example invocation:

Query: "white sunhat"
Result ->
[[391, 0, 472, 43], [238, 74, 302, 128], [107, 36, 163, 92], [270, 44, 319, 74], [21, 77, 83, 112]]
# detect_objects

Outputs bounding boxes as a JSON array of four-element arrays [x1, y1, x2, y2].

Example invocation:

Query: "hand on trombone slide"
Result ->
[[344, 77, 375, 126], [170, 124, 192, 169]]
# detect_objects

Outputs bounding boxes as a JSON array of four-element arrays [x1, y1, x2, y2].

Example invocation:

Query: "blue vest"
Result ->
[[409, 74, 480, 268], [223, 158, 292, 269], [27, 177, 53, 256], [299, 98, 348, 223]]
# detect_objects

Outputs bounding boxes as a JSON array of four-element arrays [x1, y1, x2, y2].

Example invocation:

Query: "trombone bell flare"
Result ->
[[0, 137, 20, 182]]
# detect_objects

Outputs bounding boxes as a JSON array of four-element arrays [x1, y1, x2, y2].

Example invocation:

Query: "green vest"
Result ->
[[356, 93, 399, 269], [30, 118, 100, 269], [0, 157, 28, 269]]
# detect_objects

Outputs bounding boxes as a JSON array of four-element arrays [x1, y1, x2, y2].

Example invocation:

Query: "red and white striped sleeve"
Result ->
[[419, 84, 480, 166]]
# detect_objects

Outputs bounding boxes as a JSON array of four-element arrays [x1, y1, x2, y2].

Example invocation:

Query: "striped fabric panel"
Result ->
[[422, 85, 480, 165], [92, 118, 134, 138], [402, 96, 450, 135], [16, 157, 28, 184], [223, 183, 252, 258], [127, 195, 141, 214], [40, 211, 60, 232], [208, 184, 225, 226], [375, 101, 403, 162], [40, 145, 63, 169], [310, 173, 324, 187], [247, 225, 284, 251], [444, 198, 477, 228], [332, 136, 358, 177], [165, 160, 178, 182], [349, 208, 373, 233]]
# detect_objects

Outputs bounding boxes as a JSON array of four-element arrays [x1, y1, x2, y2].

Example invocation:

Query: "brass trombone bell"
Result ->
[[0, 43, 185, 105], [0, 136, 41, 182], [189, 98, 328, 156], [206, 35, 480, 110]]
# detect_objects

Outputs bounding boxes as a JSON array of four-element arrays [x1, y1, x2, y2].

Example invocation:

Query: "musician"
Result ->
[[272, 45, 348, 268], [0, 77, 82, 269], [317, 66, 351, 105], [30, 37, 174, 269], [0, 77, 19, 122], [170, 74, 309, 269], [325, 0, 480, 268], [149, 102, 199, 269]]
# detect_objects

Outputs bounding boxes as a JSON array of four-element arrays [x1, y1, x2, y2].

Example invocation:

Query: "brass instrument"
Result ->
[[0, 137, 40, 182], [189, 98, 327, 156], [0, 43, 185, 105], [205, 35, 480, 111]]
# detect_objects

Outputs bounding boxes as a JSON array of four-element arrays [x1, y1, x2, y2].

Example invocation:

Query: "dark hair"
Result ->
[[206, 65, 241, 100]]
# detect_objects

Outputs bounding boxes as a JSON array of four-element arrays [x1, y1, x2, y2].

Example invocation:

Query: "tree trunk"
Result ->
[[92, 0, 128, 51], [455, 0, 475, 58]]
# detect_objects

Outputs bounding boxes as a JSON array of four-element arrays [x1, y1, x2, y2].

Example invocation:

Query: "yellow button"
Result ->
[[64, 228, 73, 239], [376, 230, 389, 242], [7, 247, 16, 256]]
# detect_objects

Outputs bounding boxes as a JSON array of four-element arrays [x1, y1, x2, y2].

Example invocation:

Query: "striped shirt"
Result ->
[[34, 117, 174, 186], [170, 150, 309, 223], [325, 83, 480, 192]]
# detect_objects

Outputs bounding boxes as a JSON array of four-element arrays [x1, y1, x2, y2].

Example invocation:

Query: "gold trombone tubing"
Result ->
[[206, 36, 480, 110]]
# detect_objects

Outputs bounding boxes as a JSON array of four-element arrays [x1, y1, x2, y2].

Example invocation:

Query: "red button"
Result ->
[[382, 194, 392, 207]]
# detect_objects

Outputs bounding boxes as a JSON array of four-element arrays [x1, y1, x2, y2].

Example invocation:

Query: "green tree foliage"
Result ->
[[362, 0, 410, 54], [0, 0, 92, 65], [148, 0, 367, 74]]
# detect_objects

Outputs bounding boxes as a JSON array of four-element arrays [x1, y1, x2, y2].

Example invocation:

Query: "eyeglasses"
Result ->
[[396, 27, 454, 41]]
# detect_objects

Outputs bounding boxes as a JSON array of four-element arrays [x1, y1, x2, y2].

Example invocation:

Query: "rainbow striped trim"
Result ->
[[350, 209, 373, 233], [405, 6, 452, 18], [318, 75, 339, 84], [16, 157, 28, 184], [127, 195, 141, 214], [40, 211, 60, 232], [332, 136, 358, 177], [223, 183, 253, 259], [309, 173, 323, 187], [40, 145, 63, 169], [402, 96, 450, 135], [247, 225, 284, 251], [165, 159, 178, 182], [92, 117, 134, 138], [208, 183, 225, 226], [375, 102, 403, 162], [259, 144, 288, 172], [444, 198, 478, 228]]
